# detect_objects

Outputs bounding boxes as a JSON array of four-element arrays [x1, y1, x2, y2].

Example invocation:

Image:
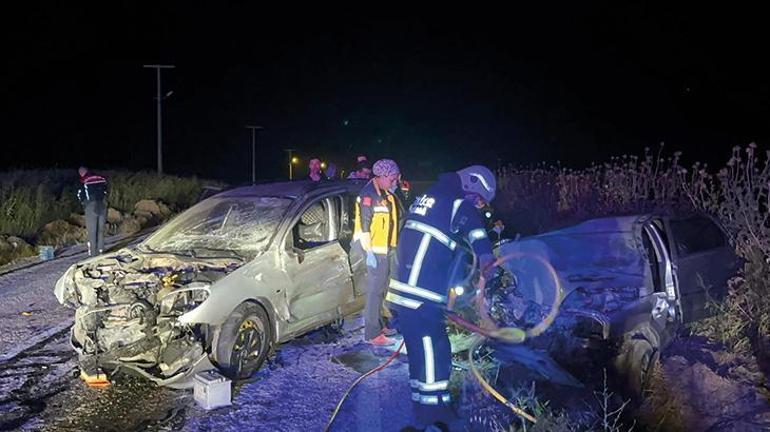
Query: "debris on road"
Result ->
[[193, 370, 232, 410]]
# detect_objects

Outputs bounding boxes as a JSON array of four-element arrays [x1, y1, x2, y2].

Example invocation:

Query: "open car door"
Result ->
[[664, 215, 741, 322]]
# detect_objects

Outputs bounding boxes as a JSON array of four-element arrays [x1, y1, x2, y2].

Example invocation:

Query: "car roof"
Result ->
[[539, 214, 652, 236], [215, 179, 367, 199]]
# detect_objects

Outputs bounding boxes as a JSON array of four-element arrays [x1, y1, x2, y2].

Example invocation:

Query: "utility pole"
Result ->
[[143, 64, 175, 175], [284, 148, 297, 180], [245, 125, 264, 184]]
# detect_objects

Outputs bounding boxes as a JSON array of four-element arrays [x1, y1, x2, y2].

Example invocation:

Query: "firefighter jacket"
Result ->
[[387, 172, 493, 311]]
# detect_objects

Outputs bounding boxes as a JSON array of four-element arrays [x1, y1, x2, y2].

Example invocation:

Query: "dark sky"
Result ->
[[2, 4, 769, 182]]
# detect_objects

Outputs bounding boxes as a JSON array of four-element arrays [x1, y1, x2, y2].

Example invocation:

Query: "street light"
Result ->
[[143, 64, 175, 175], [245, 125, 264, 184], [284, 149, 298, 180]]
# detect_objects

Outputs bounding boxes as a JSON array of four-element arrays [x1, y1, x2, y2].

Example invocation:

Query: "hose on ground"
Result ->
[[323, 341, 405, 432], [325, 248, 562, 429], [468, 336, 537, 424]]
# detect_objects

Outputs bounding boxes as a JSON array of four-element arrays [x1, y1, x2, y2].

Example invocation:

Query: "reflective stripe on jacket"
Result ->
[[389, 172, 493, 309]]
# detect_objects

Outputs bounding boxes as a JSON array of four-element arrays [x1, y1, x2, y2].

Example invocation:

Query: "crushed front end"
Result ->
[[55, 249, 242, 388]]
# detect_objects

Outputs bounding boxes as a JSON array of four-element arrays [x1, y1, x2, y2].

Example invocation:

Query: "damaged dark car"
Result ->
[[54, 181, 370, 388], [489, 213, 741, 392]]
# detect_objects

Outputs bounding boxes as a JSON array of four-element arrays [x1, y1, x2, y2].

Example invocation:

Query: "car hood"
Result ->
[[55, 247, 245, 307], [497, 216, 651, 307]]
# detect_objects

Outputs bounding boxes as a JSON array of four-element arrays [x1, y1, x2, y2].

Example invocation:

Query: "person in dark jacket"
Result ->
[[347, 158, 373, 180], [390, 174, 409, 231], [388, 165, 497, 430], [77, 167, 108, 256], [324, 162, 338, 180]]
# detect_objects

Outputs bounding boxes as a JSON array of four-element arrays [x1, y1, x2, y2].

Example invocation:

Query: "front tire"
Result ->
[[615, 337, 657, 395], [211, 302, 272, 379]]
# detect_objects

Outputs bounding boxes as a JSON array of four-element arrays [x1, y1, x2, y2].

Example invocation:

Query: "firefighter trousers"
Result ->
[[397, 306, 456, 426]]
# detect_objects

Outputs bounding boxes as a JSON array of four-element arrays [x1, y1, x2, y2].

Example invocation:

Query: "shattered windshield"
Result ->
[[141, 196, 292, 258]]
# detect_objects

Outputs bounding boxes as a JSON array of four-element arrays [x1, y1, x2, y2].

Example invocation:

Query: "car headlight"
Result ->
[[158, 283, 211, 316]]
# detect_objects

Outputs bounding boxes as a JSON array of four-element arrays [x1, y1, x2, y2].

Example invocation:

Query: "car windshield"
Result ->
[[141, 196, 292, 259]]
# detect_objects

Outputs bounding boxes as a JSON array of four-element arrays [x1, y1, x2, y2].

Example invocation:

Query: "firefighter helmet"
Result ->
[[456, 165, 496, 203]]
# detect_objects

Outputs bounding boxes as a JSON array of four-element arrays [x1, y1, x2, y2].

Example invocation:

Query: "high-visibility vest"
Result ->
[[353, 180, 399, 254]]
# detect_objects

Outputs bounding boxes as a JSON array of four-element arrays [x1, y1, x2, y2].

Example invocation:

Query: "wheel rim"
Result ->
[[232, 317, 265, 374]]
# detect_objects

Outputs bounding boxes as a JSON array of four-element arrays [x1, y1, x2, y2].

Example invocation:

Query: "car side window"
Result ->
[[668, 216, 726, 256], [290, 197, 342, 251]]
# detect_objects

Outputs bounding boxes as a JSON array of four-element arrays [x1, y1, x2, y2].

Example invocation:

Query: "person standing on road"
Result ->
[[77, 167, 109, 256], [353, 159, 401, 345], [389, 165, 498, 430]]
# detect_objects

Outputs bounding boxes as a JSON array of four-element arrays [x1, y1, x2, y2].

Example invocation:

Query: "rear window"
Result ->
[[669, 216, 726, 256]]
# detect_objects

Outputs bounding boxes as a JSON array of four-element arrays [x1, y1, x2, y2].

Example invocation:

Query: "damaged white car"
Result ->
[[55, 181, 369, 388]]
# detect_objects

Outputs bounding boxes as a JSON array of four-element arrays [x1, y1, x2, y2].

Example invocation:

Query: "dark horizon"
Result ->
[[2, 5, 769, 182]]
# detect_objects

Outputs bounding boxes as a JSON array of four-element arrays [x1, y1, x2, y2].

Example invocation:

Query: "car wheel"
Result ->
[[618, 338, 657, 395], [211, 302, 272, 380]]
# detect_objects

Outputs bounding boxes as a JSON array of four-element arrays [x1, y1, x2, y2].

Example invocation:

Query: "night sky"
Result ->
[[2, 4, 768, 183]]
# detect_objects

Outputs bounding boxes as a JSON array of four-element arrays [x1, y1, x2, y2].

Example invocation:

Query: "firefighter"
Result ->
[[388, 165, 497, 430], [353, 159, 402, 345], [77, 166, 109, 256]]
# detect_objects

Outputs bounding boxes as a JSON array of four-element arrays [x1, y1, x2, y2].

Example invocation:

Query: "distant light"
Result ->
[[321, 162, 327, 169], [453, 286, 465, 296], [343, 120, 349, 126], [485, 212, 492, 218], [291, 157, 299, 164]]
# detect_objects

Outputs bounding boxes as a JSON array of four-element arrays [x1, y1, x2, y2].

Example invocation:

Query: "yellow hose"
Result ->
[[324, 249, 554, 429], [460, 250, 565, 425], [474, 251, 563, 340], [468, 337, 537, 424]]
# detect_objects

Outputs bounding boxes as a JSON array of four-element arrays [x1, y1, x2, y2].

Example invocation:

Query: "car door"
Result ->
[[281, 195, 355, 325], [642, 219, 677, 300], [664, 215, 740, 322]]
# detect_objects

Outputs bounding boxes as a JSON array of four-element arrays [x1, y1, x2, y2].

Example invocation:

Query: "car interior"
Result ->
[[291, 197, 344, 251]]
